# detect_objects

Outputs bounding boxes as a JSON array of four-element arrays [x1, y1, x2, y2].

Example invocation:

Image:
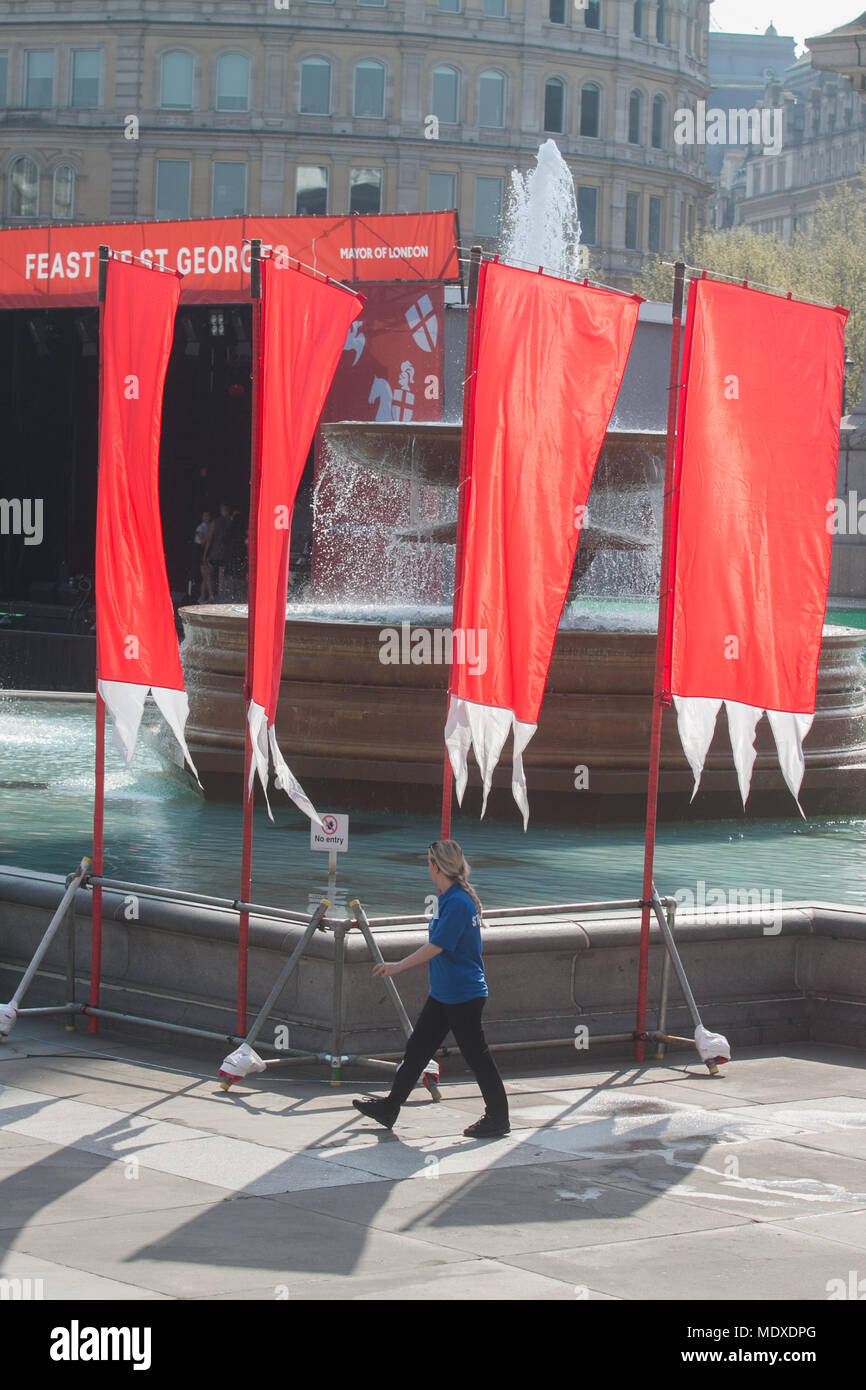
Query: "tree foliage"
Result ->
[[635, 179, 866, 411]]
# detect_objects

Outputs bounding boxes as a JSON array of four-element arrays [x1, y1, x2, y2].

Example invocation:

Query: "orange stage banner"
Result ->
[[0, 211, 459, 308]]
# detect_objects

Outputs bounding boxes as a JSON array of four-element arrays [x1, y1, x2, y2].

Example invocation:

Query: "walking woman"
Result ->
[[353, 840, 510, 1138]]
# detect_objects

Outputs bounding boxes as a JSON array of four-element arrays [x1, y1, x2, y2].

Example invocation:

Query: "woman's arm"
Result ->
[[372, 941, 442, 979]]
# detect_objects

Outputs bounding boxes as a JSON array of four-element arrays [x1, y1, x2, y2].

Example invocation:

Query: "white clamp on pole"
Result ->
[[218, 1042, 267, 1089], [0, 856, 91, 1039], [694, 1025, 731, 1071]]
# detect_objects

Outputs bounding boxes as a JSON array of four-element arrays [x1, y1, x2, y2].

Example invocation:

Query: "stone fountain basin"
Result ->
[[175, 606, 866, 820], [320, 422, 666, 490]]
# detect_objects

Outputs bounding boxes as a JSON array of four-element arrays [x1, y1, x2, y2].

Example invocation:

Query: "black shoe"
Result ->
[[463, 1114, 510, 1138], [352, 1096, 399, 1129]]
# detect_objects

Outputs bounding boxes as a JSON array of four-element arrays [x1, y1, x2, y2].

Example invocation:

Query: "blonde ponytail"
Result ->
[[428, 840, 484, 927]]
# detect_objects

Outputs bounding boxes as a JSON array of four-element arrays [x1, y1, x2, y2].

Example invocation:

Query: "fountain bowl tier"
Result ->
[[174, 606, 866, 821], [319, 422, 668, 491]]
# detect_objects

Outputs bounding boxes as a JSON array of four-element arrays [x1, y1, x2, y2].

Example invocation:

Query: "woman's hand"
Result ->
[[372, 961, 400, 979]]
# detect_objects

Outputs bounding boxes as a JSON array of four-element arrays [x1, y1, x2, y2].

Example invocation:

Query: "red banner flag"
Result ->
[[669, 277, 848, 811], [248, 258, 363, 816], [445, 261, 641, 825], [95, 257, 197, 775]]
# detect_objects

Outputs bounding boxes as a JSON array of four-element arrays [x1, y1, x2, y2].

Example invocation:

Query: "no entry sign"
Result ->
[[311, 813, 349, 853]]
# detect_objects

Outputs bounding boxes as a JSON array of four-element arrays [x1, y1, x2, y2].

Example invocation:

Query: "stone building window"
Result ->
[[53, 165, 75, 218], [71, 50, 99, 108], [358, 0, 385, 5], [432, 65, 459, 125], [656, 0, 666, 43], [25, 51, 54, 108], [585, 1, 601, 28], [577, 185, 598, 244], [217, 55, 250, 112], [0, 52, 7, 106], [9, 156, 38, 217], [161, 52, 193, 109], [350, 168, 382, 214], [428, 171, 457, 210], [544, 78, 564, 134], [354, 61, 385, 118], [580, 83, 600, 138], [475, 176, 503, 236], [628, 90, 642, 144], [648, 195, 662, 251], [625, 190, 640, 249], [479, 70, 505, 128], [156, 160, 191, 218], [300, 58, 331, 115], [651, 94, 665, 149], [549, 0, 566, 22], [633, 1, 643, 38], [213, 162, 246, 216], [296, 166, 328, 215], [483, 0, 506, 13], [438, 0, 460, 11]]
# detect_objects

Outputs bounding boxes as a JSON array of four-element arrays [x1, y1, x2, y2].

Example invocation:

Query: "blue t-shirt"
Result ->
[[428, 884, 488, 1004]]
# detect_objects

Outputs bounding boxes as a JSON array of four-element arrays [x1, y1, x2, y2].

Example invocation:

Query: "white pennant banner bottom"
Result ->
[[673, 695, 813, 818], [247, 700, 321, 825], [99, 679, 201, 787], [444, 695, 537, 830]]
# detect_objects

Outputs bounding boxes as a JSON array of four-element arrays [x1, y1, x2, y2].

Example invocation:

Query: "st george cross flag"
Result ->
[[95, 257, 198, 776], [248, 257, 362, 819], [445, 260, 641, 826], [668, 277, 848, 814]]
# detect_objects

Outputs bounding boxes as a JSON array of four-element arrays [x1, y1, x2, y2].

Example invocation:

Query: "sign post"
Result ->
[[311, 813, 349, 896]]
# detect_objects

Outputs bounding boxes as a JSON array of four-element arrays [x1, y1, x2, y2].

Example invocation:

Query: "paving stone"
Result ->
[[505, 1222, 864, 1301]]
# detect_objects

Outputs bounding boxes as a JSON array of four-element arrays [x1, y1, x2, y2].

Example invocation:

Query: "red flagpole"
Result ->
[[635, 261, 686, 1062], [441, 244, 483, 840], [89, 245, 111, 1034], [238, 239, 263, 1036]]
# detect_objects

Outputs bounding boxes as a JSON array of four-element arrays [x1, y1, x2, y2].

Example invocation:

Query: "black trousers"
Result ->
[[387, 994, 509, 1122]]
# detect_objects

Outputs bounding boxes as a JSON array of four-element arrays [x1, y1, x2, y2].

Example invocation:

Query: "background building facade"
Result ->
[[0, 0, 711, 282], [709, 51, 866, 240]]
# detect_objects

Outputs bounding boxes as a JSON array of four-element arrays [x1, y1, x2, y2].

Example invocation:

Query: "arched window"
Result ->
[[432, 65, 459, 124], [586, 1, 601, 28], [53, 164, 75, 218], [544, 77, 564, 134], [580, 82, 600, 138], [479, 70, 504, 127], [651, 94, 665, 149], [217, 54, 250, 112], [160, 51, 193, 109], [633, 0, 643, 38], [9, 156, 38, 217], [354, 60, 385, 117], [300, 57, 331, 115], [628, 90, 642, 143], [656, 1, 666, 43]]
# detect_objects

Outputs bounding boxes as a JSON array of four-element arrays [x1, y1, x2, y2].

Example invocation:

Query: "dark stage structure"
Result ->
[[0, 304, 258, 604]]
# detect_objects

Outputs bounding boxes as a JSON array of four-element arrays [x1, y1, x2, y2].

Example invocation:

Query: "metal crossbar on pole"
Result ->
[[351, 899, 441, 1098], [0, 858, 90, 1038], [217, 898, 438, 1092], [6, 860, 721, 1077]]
